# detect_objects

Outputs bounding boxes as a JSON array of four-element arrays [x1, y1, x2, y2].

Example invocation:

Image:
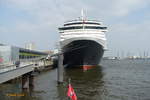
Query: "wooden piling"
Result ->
[[29, 73, 34, 87], [22, 72, 34, 90], [22, 74, 29, 89]]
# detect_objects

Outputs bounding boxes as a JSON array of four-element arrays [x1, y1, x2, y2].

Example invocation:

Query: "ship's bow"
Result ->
[[63, 40, 104, 67]]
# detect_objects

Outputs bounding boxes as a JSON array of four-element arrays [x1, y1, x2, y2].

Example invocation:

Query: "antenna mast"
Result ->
[[81, 9, 85, 20]]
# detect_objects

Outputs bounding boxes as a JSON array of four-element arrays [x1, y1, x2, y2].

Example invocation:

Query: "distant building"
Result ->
[[0, 45, 48, 64], [44, 50, 54, 55], [25, 43, 36, 50]]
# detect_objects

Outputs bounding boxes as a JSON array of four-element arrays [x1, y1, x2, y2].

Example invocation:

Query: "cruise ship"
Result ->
[[59, 14, 107, 68]]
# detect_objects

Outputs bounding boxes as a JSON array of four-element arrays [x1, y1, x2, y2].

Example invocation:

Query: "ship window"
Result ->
[[85, 26, 107, 29], [59, 26, 82, 30], [64, 22, 100, 26], [59, 26, 107, 30]]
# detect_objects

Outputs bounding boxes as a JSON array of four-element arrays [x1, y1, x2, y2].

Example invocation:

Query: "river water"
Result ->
[[0, 59, 150, 100]]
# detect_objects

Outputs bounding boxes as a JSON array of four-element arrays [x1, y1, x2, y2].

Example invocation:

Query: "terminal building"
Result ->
[[0, 44, 48, 64]]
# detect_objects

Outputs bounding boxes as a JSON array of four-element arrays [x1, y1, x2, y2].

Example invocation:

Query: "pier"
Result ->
[[0, 57, 52, 83], [0, 44, 53, 89]]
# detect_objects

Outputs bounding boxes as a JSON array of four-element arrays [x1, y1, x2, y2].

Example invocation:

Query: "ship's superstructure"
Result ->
[[58, 14, 107, 67]]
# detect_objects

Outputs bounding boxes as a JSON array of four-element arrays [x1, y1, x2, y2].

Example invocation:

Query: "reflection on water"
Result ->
[[63, 66, 106, 100], [56, 66, 106, 100], [1, 60, 150, 100]]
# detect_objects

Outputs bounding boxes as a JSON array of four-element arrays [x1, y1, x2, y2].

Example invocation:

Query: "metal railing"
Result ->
[[0, 64, 16, 73], [0, 55, 50, 74]]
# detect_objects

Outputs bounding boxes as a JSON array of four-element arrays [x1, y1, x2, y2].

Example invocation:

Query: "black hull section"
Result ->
[[63, 40, 104, 67]]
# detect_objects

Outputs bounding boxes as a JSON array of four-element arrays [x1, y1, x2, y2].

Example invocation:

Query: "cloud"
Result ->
[[110, 0, 147, 16], [3, 0, 150, 21], [87, 0, 150, 19], [106, 17, 150, 57], [0, 26, 8, 33], [1, 0, 150, 53]]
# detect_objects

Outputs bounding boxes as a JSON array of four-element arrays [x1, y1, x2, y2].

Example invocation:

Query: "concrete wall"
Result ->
[[0, 46, 11, 64], [0, 46, 20, 64], [11, 46, 19, 62]]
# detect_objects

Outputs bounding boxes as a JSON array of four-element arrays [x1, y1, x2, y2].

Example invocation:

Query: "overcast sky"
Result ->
[[0, 0, 150, 57]]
